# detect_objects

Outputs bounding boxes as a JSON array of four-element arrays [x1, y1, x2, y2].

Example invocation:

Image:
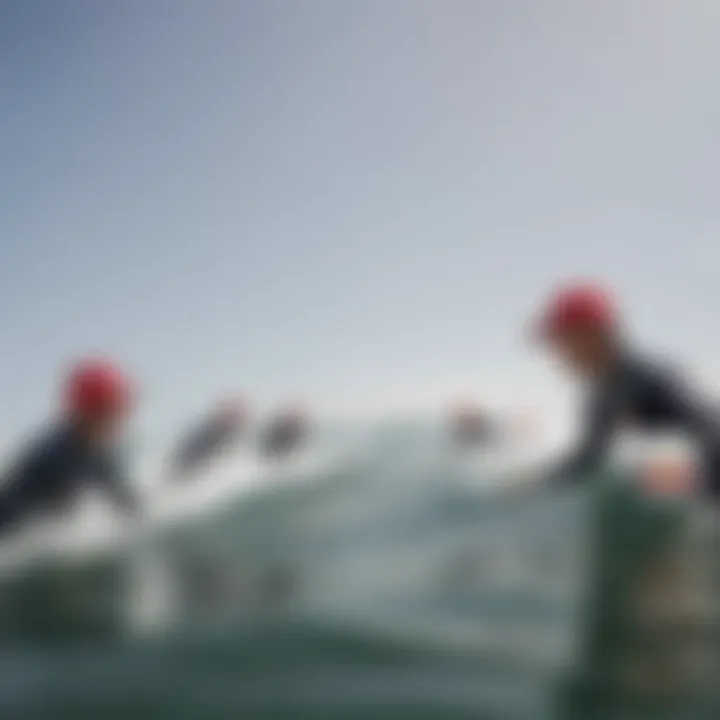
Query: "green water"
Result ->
[[0, 460, 716, 718]]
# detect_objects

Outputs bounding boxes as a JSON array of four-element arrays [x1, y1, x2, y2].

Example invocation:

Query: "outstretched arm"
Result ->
[[507, 394, 617, 496], [94, 454, 140, 517], [548, 390, 618, 487], [0, 451, 48, 532]]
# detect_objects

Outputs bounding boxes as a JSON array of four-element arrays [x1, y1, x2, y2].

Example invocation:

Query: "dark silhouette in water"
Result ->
[[259, 410, 311, 459], [169, 400, 247, 479], [449, 404, 503, 449]]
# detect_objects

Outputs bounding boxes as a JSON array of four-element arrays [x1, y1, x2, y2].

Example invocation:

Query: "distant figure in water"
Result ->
[[449, 403, 503, 449], [0, 357, 140, 537], [170, 399, 248, 479], [259, 409, 311, 459]]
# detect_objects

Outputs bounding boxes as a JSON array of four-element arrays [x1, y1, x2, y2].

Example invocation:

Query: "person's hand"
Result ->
[[638, 456, 697, 497]]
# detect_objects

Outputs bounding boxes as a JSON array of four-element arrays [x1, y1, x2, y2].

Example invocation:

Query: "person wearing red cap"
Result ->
[[0, 357, 140, 535], [168, 397, 249, 479], [534, 281, 720, 495]]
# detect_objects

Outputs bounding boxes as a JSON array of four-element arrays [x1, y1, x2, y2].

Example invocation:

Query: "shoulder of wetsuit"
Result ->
[[625, 353, 716, 423], [619, 352, 683, 391], [0, 425, 67, 485], [23, 424, 71, 463]]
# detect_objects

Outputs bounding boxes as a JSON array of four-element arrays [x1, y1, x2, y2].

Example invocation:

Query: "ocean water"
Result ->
[[0, 422, 708, 719]]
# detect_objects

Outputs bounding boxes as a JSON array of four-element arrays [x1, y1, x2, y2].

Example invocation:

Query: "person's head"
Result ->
[[278, 405, 309, 430], [450, 401, 484, 428], [215, 397, 248, 428], [61, 357, 134, 446], [533, 282, 620, 378]]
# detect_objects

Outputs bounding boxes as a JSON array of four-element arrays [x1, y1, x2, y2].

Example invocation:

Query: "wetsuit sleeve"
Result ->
[[650, 369, 720, 502], [93, 454, 140, 516], [550, 390, 619, 486], [0, 450, 49, 531]]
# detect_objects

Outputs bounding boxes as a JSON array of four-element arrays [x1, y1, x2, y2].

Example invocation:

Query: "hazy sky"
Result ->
[[2, 0, 720, 439]]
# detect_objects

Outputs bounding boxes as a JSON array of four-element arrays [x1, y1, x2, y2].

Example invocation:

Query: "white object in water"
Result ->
[[0, 445, 344, 574]]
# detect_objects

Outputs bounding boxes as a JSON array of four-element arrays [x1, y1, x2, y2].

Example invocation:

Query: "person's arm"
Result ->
[[0, 438, 57, 532], [654, 367, 720, 502], [547, 389, 619, 487], [94, 453, 140, 517]]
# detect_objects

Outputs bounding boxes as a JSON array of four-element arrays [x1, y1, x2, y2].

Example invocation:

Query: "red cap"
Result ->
[[534, 282, 616, 341], [63, 357, 133, 419]]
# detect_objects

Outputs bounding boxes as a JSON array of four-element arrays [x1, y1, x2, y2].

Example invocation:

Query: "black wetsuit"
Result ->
[[0, 423, 138, 535], [554, 352, 720, 498], [171, 418, 240, 477]]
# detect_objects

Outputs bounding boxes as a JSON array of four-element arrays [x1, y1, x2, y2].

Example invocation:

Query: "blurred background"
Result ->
[[1, 0, 720, 717]]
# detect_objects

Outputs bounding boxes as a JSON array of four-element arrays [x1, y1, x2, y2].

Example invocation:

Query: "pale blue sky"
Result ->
[[2, 0, 720, 439]]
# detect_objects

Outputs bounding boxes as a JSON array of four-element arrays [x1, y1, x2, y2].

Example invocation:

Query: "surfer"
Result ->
[[259, 408, 310, 459], [531, 281, 720, 498], [0, 357, 140, 536], [449, 403, 501, 448], [169, 398, 248, 479]]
